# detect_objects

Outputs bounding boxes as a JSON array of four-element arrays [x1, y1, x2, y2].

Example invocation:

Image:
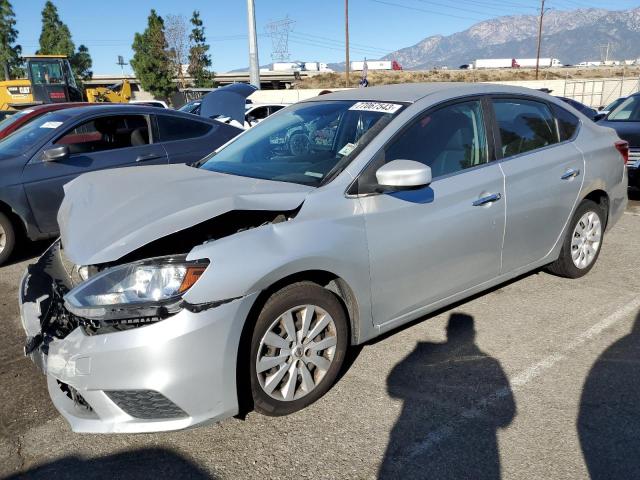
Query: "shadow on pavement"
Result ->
[[379, 313, 516, 480], [578, 311, 640, 480], [1, 239, 50, 269], [5, 447, 215, 479]]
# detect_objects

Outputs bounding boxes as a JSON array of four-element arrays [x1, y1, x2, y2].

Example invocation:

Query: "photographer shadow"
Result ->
[[380, 313, 515, 479], [578, 312, 640, 479]]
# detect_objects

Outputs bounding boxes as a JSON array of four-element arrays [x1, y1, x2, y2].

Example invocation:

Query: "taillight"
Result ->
[[615, 140, 629, 164]]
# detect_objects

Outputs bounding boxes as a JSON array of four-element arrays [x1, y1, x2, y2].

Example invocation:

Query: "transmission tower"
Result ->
[[265, 16, 295, 62]]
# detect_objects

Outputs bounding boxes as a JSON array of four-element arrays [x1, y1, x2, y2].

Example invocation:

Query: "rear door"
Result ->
[[156, 114, 239, 165], [22, 113, 167, 234], [492, 97, 584, 273]]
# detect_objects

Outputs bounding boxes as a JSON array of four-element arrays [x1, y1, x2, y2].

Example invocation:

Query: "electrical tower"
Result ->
[[265, 16, 295, 63], [599, 42, 612, 63]]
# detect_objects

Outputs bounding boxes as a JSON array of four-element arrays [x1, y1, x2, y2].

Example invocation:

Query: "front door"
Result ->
[[23, 113, 167, 234], [358, 99, 506, 327], [491, 97, 584, 272]]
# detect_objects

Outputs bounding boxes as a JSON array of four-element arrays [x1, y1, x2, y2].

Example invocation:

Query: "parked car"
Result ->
[[597, 93, 640, 187], [20, 83, 627, 433], [0, 110, 15, 122], [179, 85, 286, 129], [0, 105, 241, 264], [557, 96, 598, 120], [0, 102, 96, 140]]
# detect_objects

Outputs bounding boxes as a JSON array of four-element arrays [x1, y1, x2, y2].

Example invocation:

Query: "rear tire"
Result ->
[[0, 212, 16, 266], [547, 199, 605, 278], [249, 281, 349, 416]]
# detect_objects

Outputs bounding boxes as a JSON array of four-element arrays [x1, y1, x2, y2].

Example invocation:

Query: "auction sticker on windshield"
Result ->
[[349, 102, 402, 114], [40, 121, 63, 129]]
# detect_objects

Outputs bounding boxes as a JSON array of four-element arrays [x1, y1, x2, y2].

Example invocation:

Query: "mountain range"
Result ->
[[332, 8, 640, 70]]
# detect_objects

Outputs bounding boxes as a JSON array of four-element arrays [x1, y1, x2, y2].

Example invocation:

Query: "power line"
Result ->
[[370, 0, 488, 21]]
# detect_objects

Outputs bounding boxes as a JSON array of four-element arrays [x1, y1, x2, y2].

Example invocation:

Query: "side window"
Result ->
[[55, 115, 149, 154], [384, 100, 488, 178], [157, 115, 213, 142], [269, 105, 285, 115], [247, 106, 269, 121], [493, 98, 557, 157], [552, 104, 580, 141]]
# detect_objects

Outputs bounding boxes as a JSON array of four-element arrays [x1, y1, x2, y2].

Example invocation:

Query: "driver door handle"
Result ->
[[561, 168, 580, 180], [136, 153, 162, 163], [473, 192, 502, 206]]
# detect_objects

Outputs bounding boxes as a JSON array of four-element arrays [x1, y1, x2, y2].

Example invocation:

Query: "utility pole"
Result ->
[[345, 0, 350, 87], [247, 0, 261, 89], [535, 0, 545, 80]]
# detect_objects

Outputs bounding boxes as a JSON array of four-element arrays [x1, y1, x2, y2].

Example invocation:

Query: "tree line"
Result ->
[[0, 1, 214, 98]]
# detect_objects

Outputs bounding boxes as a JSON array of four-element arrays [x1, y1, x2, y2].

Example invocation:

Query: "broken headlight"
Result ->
[[64, 257, 208, 320]]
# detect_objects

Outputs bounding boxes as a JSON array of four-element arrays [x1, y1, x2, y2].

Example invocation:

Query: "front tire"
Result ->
[[0, 212, 16, 266], [250, 282, 349, 416], [547, 199, 605, 278]]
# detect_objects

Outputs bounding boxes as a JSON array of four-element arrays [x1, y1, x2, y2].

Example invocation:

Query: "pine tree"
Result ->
[[187, 11, 214, 88], [37, 1, 74, 57], [0, 0, 21, 80], [71, 44, 92, 81], [131, 9, 175, 100], [37, 1, 92, 82]]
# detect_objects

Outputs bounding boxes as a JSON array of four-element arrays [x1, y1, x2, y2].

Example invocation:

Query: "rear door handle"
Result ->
[[561, 168, 580, 180], [136, 153, 162, 162], [472, 192, 502, 206]]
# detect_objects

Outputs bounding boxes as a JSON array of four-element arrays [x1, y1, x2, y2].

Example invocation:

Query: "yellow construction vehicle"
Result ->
[[0, 55, 131, 110]]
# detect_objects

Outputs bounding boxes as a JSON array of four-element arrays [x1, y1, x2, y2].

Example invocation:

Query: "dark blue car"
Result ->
[[0, 105, 241, 264], [598, 93, 640, 189]]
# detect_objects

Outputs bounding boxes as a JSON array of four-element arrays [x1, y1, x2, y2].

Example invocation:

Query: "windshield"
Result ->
[[199, 100, 404, 186], [608, 96, 640, 121], [0, 111, 71, 156], [29, 60, 65, 85], [178, 101, 201, 114], [604, 97, 625, 112]]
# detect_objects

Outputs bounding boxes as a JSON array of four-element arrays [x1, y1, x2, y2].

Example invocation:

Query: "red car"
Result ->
[[0, 102, 96, 139]]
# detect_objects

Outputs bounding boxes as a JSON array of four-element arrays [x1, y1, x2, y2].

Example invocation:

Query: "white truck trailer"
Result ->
[[473, 58, 562, 69]]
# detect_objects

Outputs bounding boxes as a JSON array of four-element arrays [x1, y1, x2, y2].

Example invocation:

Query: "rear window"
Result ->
[[493, 98, 557, 158], [157, 115, 212, 142], [552, 104, 580, 141]]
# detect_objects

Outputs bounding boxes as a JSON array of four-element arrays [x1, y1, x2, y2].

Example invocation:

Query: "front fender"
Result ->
[[182, 196, 373, 336]]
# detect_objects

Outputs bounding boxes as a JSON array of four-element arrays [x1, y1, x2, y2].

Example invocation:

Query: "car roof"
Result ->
[[43, 104, 218, 122], [304, 82, 560, 104], [23, 102, 95, 113]]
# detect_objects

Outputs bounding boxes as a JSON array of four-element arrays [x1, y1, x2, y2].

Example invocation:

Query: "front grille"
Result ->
[[105, 390, 187, 419]]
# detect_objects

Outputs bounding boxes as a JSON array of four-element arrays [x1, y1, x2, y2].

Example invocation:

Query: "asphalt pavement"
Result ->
[[1, 196, 640, 479]]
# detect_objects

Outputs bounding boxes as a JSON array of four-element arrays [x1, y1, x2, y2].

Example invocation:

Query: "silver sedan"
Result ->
[[20, 83, 627, 433]]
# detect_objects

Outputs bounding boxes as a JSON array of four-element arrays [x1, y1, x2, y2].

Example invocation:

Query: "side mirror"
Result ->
[[593, 113, 606, 122], [376, 159, 432, 189], [43, 145, 69, 162]]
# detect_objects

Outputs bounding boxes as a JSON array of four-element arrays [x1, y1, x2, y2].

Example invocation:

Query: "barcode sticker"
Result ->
[[349, 102, 402, 114]]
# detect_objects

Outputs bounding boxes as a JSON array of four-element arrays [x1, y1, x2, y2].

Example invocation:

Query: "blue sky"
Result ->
[[12, 0, 638, 75]]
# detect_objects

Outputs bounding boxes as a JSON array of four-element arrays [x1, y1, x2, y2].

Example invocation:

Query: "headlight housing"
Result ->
[[64, 256, 208, 320]]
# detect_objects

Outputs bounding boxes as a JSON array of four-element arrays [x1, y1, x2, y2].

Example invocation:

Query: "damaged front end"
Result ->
[[21, 241, 217, 364]]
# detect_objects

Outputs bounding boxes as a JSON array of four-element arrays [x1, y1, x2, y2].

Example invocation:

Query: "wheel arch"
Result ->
[[582, 189, 609, 228], [234, 269, 360, 417], [0, 199, 27, 238]]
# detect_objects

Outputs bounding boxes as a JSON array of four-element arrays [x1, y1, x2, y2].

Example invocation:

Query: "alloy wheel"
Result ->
[[256, 304, 338, 401], [571, 211, 602, 269], [0, 223, 5, 254]]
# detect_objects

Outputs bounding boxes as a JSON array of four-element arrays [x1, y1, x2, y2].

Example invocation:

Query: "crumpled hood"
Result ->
[[58, 164, 313, 265]]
